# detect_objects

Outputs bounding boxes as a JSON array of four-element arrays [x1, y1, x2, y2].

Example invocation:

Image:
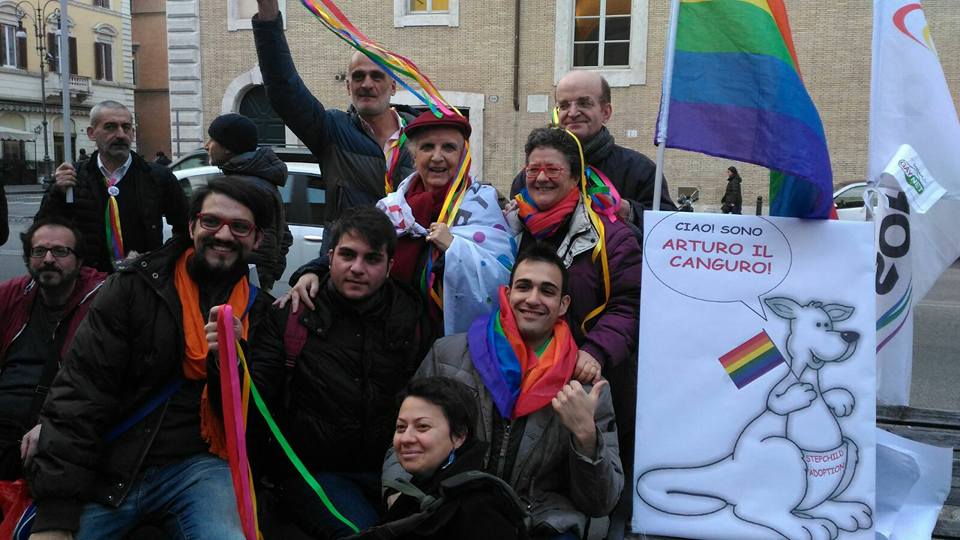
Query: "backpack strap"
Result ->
[[283, 305, 307, 369]]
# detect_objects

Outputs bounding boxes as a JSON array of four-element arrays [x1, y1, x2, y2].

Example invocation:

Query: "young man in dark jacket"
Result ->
[[248, 206, 425, 538], [36, 100, 189, 273], [509, 71, 677, 229], [0, 217, 106, 481], [252, 0, 416, 224], [26, 178, 274, 539], [206, 112, 293, 291]]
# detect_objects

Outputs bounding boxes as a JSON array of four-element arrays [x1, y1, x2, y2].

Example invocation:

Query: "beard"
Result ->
[[188, 238, 249, 285], [101, 141, 131, 162], [29, 263, 79, 293]]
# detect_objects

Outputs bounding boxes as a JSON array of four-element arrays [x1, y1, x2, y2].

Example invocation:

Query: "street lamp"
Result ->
[[15, 0, 62, 183]]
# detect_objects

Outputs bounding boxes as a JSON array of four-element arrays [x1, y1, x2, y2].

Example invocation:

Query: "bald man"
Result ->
[[252, 0, 416, 223], [510, 71, 676, 229]]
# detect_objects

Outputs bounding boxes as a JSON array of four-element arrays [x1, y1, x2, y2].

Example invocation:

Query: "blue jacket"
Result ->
[[253, 14, 416, 223]]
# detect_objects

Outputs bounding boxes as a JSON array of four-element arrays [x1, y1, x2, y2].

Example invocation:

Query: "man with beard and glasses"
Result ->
[[252, 0, 417, 223], [0, 217, 106, 482], [36, 100, 189, 273], [509, 71, 676, 232], [26, 178, 274, 540]]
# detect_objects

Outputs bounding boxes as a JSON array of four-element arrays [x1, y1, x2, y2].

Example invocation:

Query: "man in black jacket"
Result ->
[[206, 112, 293, 291], [252, 0, 415, 223], [510, 71, 677, 230], [249, 205, 425, 539], [35, 100, 189, 273], [27, 178, 273, 539]]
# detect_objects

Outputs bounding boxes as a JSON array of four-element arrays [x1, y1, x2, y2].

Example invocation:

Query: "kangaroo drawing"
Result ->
[[637, 297, 873, 540]]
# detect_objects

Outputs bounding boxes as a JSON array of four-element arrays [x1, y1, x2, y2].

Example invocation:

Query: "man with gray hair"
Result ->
[[36, 100, 189, 273]]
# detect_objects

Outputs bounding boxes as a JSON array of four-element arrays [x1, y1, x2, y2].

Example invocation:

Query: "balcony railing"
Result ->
[[45, 73, 93, 100]]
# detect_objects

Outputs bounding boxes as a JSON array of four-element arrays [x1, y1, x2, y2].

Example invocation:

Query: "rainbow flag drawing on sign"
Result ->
[[662, 0, 834, 219], [719, 330, 786, 389]]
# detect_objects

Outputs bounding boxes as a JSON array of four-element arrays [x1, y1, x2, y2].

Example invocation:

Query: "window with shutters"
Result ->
[[47, 33, 78, 75], [93, 0, 110, 8], [0, 24, 26, 69], [94, 42, 112, 81]]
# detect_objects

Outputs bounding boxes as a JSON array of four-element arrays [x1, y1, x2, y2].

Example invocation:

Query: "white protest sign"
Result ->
[[633, 211, 876, 540]]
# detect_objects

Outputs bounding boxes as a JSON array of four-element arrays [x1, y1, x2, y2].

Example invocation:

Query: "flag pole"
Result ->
[[653, 0, 681, 212], [59, 0, 73, 203]]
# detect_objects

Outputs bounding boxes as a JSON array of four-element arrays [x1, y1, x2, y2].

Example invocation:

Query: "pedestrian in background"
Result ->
[[721, 166, 743, 214]]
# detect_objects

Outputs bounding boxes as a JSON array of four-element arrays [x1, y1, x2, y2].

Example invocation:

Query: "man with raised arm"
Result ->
[[252, 0, 416, 222]]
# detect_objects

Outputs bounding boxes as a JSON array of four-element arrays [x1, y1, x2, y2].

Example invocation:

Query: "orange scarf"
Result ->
[[173, 248, 250, 458]]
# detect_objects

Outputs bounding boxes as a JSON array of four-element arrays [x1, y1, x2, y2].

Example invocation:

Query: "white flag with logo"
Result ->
[[869, 0, 960, 405]]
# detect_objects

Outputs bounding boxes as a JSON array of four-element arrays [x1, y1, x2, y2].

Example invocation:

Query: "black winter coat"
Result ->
[[27, 238, 273, 532], [250, 275, 425, 476], [220, 148, 293, 291], [35, 151, 189, 273]]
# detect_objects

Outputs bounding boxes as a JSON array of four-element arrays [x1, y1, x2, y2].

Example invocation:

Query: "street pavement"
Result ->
[[2, 187, 958, 410]]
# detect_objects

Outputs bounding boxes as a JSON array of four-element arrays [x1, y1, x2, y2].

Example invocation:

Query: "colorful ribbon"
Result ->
[[217, 305, 259, 540], [551, 107, 612, 333], [384, 111, 408, 194], [104, 176, 124, 263]]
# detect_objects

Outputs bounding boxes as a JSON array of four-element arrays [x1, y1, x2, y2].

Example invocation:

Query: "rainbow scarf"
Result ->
[[467, 287, 577, 419], [661, 0, 833, 219], [515, 186, 579, 239], [104, 176, 124, 262]]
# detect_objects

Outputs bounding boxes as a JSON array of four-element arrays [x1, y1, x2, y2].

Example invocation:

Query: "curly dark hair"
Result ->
[[22, 216, 85, 262], [326, 205, 398, 259], [523, 127, 583, 180]]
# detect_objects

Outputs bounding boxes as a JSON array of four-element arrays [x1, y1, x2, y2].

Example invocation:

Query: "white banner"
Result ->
[[633, 211, 876, 539], [870, 0, 960, 404]]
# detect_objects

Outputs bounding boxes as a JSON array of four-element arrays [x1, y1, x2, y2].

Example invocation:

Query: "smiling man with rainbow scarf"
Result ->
[[382, 243, 623, 539]]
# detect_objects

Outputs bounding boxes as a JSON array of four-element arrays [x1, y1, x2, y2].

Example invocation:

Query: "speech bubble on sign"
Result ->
[[644, 213, 792, 319]]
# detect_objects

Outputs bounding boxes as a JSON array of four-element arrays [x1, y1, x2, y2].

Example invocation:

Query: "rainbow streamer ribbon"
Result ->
[[104, 178, 124, 263], [217, 305, 260, 540], [299, 0, 455, 118], [551, 108, 612, 333], [384, 112, 408, 194], [719, 330, 786, 389]]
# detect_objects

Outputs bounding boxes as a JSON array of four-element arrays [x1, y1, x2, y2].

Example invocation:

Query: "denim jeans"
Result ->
[[76, 454, 245, 540], [279, 471, 380, 539]]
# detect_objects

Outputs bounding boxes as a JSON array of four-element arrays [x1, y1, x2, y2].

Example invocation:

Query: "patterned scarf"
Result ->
[[514, 186, 580, 239], [173, 248, 251, 458], [467, 287, 577, 418]]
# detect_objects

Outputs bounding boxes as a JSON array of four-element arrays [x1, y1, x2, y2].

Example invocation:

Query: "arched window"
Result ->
[[93, 23, 117, 81], [239, 86, 285, 145]]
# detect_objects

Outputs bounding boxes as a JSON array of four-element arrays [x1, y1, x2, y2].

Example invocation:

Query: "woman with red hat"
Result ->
[[376, 110, 514, 336]]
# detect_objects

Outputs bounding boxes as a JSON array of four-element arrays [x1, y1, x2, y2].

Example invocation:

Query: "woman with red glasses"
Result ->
[[506, 126, 641, 498]]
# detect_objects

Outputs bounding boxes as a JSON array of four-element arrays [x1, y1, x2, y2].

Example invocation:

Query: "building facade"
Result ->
[[131, 0, 169, 162], [0, 0, 134, 184], [179, 0, 960, 208]]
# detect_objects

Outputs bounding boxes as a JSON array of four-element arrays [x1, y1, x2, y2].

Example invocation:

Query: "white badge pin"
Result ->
[[107, 185, 120, 197]]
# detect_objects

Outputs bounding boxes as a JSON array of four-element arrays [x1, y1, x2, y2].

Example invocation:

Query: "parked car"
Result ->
[[163, 162, 325, 294], [834, 181, 869, 221], [167, 146, 317, 172]]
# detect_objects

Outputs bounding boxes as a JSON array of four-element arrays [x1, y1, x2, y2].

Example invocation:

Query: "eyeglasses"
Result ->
[[29, 246, 76, 258], [195, 213, 256, 237], [525, 164, 568, 181], [556, 96, 603, 111]]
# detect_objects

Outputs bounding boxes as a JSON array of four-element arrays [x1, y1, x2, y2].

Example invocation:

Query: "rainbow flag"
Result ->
[[719, 330, 786, 389], [661, 0, 833, 219]]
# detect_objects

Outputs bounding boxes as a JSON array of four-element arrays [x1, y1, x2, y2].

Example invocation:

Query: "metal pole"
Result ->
[[175, 109, 181, 157], [58, 0, 71, 202], [34, 5, 51, 182], [652, 0, 682, 213]]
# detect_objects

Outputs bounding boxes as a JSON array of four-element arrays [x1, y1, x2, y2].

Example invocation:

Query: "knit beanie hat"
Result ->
[[208, 113, 258, 154]]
